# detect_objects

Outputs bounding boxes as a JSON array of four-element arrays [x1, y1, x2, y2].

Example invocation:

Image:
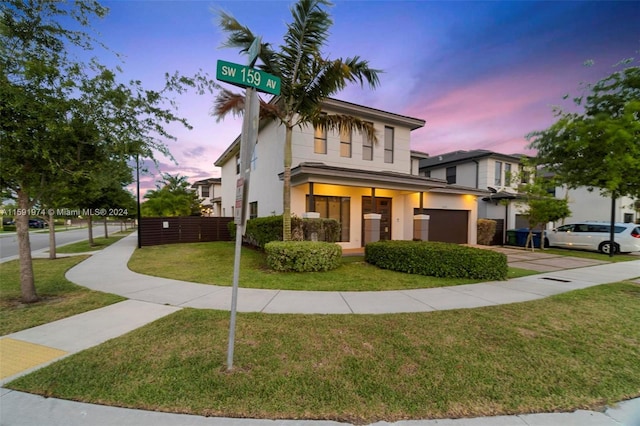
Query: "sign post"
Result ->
[[222, 37, 278, 371]]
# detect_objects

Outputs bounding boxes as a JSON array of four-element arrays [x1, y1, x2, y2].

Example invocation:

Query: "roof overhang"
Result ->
[[280, 163, 489, 196]]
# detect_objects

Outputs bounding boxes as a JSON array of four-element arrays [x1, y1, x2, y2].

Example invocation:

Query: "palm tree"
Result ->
[[214, 0, 381, 240]]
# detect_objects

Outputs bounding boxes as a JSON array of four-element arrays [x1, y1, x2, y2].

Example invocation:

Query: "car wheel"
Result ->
[[598, 241, 619, 254], [544, 237, 550, 248]]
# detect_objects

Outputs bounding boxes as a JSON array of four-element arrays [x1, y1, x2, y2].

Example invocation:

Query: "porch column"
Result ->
[[413, 214, 430, 241], [308, 182, 315, 213], [363, 213, 382, 245]]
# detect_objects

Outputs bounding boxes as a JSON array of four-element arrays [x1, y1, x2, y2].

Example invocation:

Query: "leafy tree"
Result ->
[[141, 173, 201, 217], [0, 0, 204, 302], [528, 59, 640, 253], [213, 0, 380, 240], [512, 163, 571, 251]]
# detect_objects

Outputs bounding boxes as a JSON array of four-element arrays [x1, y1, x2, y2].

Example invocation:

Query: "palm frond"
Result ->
[[211, 89, 245, 122]]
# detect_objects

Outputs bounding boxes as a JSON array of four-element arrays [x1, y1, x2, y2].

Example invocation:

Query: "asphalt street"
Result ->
[[0, 224, 126, 261]]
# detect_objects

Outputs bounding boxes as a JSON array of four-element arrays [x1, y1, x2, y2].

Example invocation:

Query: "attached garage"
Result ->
[[421, 209, 469, 244]]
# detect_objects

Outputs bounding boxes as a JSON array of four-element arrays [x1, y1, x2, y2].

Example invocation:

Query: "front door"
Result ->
[[362, 196, 392, 242]]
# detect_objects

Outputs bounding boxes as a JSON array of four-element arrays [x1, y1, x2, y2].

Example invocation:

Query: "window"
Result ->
[[494, 161, 503, 186], [235, 154, 240, 175], [446, 166, 456, 184], [362, 122, 373, 161], [423, 170, 431, 178], [201, 186, 210, 198], [624, 213, 633, 223], [314, 124, 327, 154], [249, 201, 258, 220], [340, 127, 351, 158], [384, 126, 394, 163], [306, 195, 350, 242], [504, 163, 512, 186]]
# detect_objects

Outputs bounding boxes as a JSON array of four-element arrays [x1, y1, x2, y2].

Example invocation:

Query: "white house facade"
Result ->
[[419, 150, 529, 243], [191, 178, 222, 217], [553, 186, 637, 224], [214, 98, 488, 249]]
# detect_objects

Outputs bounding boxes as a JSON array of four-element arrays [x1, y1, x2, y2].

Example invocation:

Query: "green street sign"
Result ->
[[216, 60, 281, 95]]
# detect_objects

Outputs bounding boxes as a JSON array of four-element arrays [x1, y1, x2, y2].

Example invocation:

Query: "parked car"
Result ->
[[28, 218, 47, 228], [545, 222, 640, 254]]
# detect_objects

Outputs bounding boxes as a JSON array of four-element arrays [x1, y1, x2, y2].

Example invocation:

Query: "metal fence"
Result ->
[[140, 217, 233, 246]]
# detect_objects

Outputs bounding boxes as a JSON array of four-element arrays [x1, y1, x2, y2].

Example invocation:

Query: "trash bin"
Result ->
[[516, 228, 543, 248], [506, 230, 517, 246]]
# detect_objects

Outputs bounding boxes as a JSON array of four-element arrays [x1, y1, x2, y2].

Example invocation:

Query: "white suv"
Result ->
[[545, 222, 640, 254]]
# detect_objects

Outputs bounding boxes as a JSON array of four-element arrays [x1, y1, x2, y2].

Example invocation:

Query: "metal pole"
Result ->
[[136, 154, 142, 249], [227, 87, 259, 371], [609, 194, 616, 258]]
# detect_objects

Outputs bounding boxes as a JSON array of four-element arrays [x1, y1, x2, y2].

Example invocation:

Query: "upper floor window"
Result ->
[[494, 161, 503, 186], [236, 154, 240, 175], [504, 163, 512, 186], [362, 122, 373, 161], [384, 126, 394, 163], [249, 201, 258, 220], [446, 166, 456, 184], [201, 186, 210, 198], [340, 127, 351, 158], [314, 124, 327, 154]]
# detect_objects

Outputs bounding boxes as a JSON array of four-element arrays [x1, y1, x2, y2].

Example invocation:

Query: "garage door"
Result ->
[[420, 209, 469, 244]]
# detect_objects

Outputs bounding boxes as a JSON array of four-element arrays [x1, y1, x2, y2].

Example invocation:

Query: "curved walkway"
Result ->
[[66, 232, 640, 314], [2, 232, 640, 426]]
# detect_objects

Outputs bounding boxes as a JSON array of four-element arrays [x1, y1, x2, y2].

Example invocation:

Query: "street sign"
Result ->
[[247, 36, 261, 67], [216, 60, 281, 95]]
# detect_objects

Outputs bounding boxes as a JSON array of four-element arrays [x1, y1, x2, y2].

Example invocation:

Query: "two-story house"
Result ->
[[214, 98, 488, 249], [191, 178, 222, 217], [419, 150, 639, 243], [419, 150, 528, 243]]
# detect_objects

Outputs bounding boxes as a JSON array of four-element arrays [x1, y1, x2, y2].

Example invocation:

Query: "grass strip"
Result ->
[[55, 232, 131, 254], [0, 257, 125, 335], [128, 242, 537, 291], [8, 282, 640, 423]]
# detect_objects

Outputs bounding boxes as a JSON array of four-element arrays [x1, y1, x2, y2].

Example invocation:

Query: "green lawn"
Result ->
[[55, 232, 132, 254], [541, 247, 639, 263], [8, 281, 640, 423], [128, 242, 537, 291], [0, 257, 125, 335]]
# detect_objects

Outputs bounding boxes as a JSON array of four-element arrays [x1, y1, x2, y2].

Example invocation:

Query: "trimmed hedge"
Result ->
[[265, 241, 342, 272], [477, 219, 497, 245], [365, 240, 508, 280], [229, 215, 340, 248]]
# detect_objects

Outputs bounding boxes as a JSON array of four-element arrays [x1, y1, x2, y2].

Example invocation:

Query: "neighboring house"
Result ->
[[419, 150, 639, 243], [191, 178, 222, 217], [419, 150, 529, 243], [214, 98, 488, 249], [552, 185, 637, 224]]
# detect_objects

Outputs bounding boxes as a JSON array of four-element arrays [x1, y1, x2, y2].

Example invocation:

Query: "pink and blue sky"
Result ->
[[93, 0, 638, 193]]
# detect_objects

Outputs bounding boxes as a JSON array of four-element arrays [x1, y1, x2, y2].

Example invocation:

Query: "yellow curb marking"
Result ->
[[0, 338, 67, 380]]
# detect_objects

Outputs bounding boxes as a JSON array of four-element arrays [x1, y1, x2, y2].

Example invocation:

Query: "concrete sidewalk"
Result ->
[[2, 232, 639, 426], [65, 233, 640, 314]]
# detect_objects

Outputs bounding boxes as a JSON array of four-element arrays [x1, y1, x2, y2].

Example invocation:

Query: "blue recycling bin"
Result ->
[[515, 228, 543, 248]]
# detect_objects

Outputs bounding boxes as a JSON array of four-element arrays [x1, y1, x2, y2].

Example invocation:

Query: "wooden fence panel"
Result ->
[[140, 217, 233, 246]]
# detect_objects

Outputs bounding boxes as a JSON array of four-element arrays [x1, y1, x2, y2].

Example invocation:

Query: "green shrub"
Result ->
[[477, 219, 497, 245], [232, 215, 341, 248], [265, 241, 342, 272], [365, 240, 507, 280]]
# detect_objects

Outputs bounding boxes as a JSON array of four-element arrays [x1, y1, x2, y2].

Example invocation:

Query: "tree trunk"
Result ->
[[88, 215, 94, 246], [16, 189, 38, 303], [48, 210, 56, 260], [282, 124, 293, 241], [104, 216, 108, 239]]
